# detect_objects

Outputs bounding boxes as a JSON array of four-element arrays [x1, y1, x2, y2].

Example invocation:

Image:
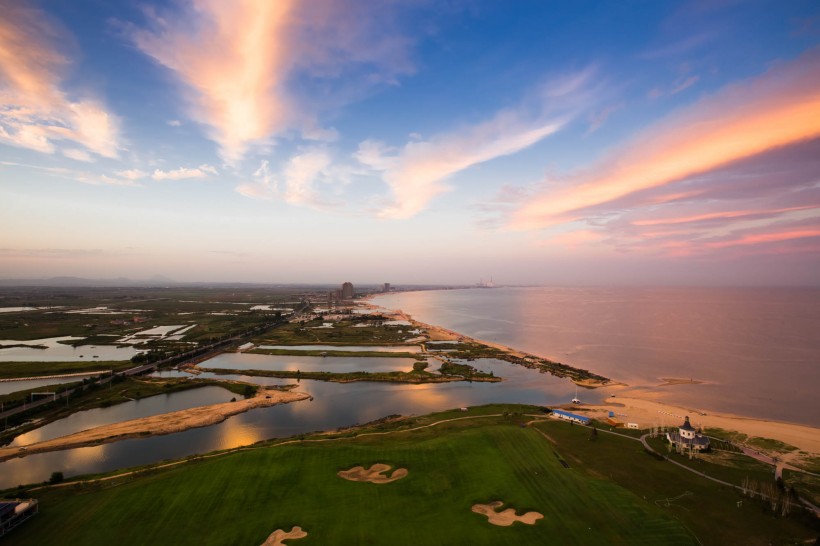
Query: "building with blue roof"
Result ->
[[551, 409, 590, 425]]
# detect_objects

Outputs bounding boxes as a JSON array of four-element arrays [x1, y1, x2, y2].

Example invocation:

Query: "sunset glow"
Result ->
[[1, 1, 819, 285]]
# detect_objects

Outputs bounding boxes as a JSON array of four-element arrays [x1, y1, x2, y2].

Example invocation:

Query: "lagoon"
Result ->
[[0, 357, 585, 487]]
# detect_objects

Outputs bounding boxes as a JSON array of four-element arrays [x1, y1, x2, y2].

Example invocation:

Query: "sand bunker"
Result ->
[[472, 501, 544, 527], [261, 526, 307, 546], [338, 463, 408, 483]]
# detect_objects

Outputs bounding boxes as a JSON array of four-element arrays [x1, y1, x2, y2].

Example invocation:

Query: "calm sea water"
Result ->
[[373, 287, 820, 427]]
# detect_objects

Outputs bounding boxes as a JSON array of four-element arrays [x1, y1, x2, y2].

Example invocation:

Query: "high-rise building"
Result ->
[[383, 283, 391, 293], [341, 282, 354, 300]]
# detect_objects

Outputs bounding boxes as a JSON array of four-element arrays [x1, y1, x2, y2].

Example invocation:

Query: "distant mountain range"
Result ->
[[0, 276, 178, 287], [0, 277, 465, 290]]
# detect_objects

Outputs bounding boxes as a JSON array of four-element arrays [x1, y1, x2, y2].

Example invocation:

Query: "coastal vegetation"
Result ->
[[248, 348, 422, 359], [3, 405, 816, 545], [253, 316, 418, 345], [0, 377, 252, 445], [200, 365, 500, 383]]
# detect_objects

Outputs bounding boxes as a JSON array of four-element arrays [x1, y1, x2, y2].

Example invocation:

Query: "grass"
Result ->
[[745, 437, 799, 453], [4, 418, 696, 545], [532, 420, 818, 545], [782, 470, 820, 507], [644, 437, 776, 485], [249, 348, 422, 359], [0, 360, 132, 379], [255, 320, 418, 345], [201, 367, 501, 384]]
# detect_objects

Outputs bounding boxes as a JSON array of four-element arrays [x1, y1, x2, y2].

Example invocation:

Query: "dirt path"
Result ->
[[0, 388, 310, 462]]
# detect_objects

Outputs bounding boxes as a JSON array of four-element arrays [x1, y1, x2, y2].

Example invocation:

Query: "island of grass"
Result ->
[[3, 405, 816, 545], [199, 365, 501, 383], [248, 348, 422, 359]]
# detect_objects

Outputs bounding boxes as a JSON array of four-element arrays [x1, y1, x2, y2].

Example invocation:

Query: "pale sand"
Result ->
[[472, 501, 543, 526], [588, 396, 820, 465], [338, 463, 408, 483], [261, 526, 307, 546], [364, 302, 819, 463], [0, 388, 310, 462], [363, 303, 611, 387]]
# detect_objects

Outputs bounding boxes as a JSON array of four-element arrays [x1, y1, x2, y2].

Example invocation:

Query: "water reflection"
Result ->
[[257, 345, 421, 353], [0, 336, 136, 362], [0, 358, 588, 488], [9, 386, 234, 446], [0, 376, 95, 396], [202, 352, 419, 373]]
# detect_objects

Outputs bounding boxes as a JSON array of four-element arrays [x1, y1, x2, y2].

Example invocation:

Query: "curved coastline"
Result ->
[[365, 294, 820, 467]]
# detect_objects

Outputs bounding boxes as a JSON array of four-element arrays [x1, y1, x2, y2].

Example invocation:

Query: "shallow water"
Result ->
[[202, 352, 420, 373], [256, 344, 421, 353], [373, 287, 820, 426], [8, 386, 234, 447], [0, 375, 98, 396], [0, 357, 584, 487], [0, 336, 137, 362]]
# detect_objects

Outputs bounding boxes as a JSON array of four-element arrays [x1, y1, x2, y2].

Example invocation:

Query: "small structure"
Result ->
[[627, 423, 639, 429], [551, 409, 590, 425], [0, 499, 38, 538], [666, 416, 710, 452]]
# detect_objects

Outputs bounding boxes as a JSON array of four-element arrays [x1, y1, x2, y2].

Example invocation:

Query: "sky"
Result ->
[[1, 0, 820, 286]]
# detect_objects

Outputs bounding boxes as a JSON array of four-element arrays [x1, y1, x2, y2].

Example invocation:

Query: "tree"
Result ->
[[49, 471, 64, 485]]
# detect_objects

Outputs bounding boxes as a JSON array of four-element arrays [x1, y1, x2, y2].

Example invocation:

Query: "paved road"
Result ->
[[0, 319, 287, 422]]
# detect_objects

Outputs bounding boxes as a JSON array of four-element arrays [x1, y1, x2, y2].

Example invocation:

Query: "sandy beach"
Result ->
[[366, 300, 820, 464], [0, 387, 310, 462], [579, 396, 820, 465]]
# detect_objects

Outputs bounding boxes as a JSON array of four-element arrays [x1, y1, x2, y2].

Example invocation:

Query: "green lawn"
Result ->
[[532, 420, 818, 545], [6, 422, 695, 545]]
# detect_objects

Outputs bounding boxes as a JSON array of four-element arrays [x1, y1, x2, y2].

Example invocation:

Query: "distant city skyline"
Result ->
[[2, 1, 819, 285]]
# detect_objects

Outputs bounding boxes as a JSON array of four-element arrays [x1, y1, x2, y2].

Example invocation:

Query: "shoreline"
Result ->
[[362, 302, 611, 387], [364, 298, 820, 462], [0, 387, 310, 462]]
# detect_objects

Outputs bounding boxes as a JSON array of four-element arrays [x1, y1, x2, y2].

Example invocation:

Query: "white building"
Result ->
[[666, 416, 710, 451]]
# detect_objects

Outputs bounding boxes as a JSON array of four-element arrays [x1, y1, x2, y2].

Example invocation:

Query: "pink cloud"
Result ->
[[130, 0, 415, 163], [510, 49, 820, 231], [0, 3, 120, 158]]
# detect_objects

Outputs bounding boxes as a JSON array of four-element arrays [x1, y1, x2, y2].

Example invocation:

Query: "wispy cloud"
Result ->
[[357, 71, 596, 219], [0, 3, 120, 158], [151, 164, 217, 181], [130, 0, 415, 164], [236, 149, 338, 208], [510, 49, 820, 231]]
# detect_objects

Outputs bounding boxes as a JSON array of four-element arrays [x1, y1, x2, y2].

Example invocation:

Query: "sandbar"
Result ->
[[0, 387, 310, 461]]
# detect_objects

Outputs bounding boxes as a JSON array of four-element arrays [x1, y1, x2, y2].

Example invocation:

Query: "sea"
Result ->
[[373, 286, 820, 427]]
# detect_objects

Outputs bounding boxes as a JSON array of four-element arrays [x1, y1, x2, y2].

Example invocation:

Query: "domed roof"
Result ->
[[680, 416, 695, 431]]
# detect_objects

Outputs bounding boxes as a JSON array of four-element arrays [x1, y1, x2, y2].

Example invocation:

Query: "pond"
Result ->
[[0, 375, 98, 396], [0, 357, 599, 488], [200, 353, 421, 373], [7, 386, 235, 447], [256, 344, 422, 353], [0, 337, 137, 362]]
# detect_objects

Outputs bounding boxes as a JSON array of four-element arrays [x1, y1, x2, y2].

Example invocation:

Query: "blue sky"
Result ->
[[2, 0, 820, 285]]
